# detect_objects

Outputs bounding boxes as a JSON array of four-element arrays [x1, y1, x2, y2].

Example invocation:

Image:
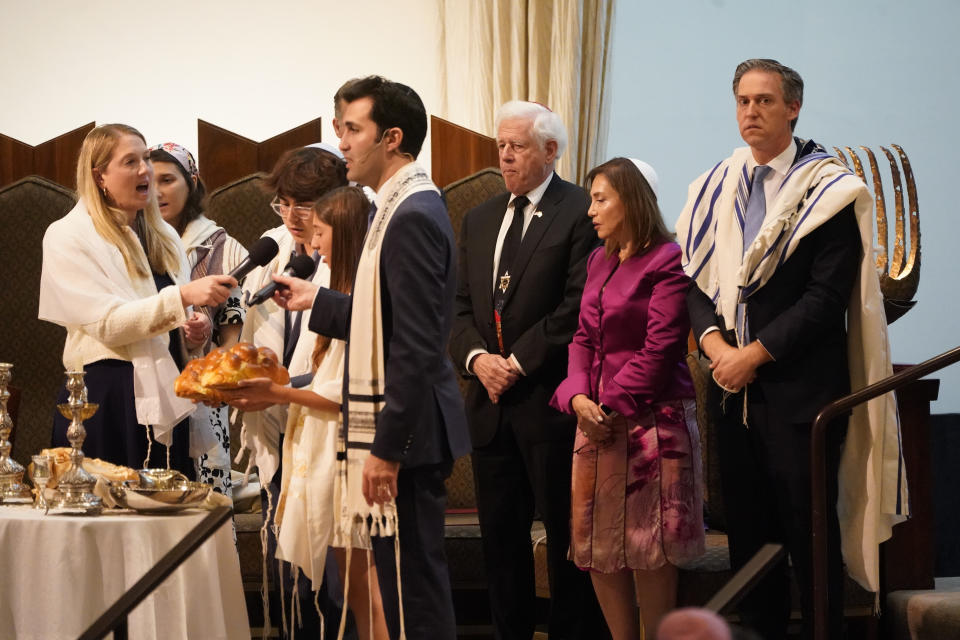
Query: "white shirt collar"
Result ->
[[748, 138, 796, 177], [508, 171, 554, 210]]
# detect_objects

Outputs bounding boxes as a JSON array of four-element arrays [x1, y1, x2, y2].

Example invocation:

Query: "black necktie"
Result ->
[[494, 195, 529, 311]]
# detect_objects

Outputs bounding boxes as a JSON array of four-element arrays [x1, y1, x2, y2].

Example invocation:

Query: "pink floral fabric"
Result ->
[[569, 398, 704, 572]]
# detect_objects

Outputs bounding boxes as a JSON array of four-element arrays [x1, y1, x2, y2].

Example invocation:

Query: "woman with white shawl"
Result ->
[[223, 186, 389, 640], [39, 124, 235, 474], [149, 141, 247, 497]]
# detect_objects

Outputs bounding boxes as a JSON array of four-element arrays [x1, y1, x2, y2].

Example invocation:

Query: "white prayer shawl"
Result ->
[[38, 199, 195, 443], [676, 145, 909, 593], [275, 339, 347, 585], [180, 214, 222, 259], [339, 162, 437, 638], [235, 226, 330, 485]]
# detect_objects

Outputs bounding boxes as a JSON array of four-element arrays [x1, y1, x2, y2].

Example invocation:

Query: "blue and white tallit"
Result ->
[[676, 141, 910, 594]]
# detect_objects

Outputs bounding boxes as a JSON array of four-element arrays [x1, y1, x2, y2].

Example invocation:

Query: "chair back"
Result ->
[[443, 168, 507, 244], [205, 173, 276, 250], [0, 177, 78, 460], [686, 351, 726, 531]]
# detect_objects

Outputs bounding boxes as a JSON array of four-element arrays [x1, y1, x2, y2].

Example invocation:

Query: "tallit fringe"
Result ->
[[338, 508, 405, 639], [337, 543, 352, 640], [278, 553, 288, 639], [143, 424, 153, 469], [367, 549, 374, 640], [289, 567, 301, 639], [315, 590, 325, 639], [258, 489, 274, 640]]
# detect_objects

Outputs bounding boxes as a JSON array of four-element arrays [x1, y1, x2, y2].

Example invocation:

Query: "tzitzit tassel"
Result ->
[[337, 540, 353, 640], [258, 489, 274, 640], [394, 510, 406, 640], [143, 424, 153, 469]]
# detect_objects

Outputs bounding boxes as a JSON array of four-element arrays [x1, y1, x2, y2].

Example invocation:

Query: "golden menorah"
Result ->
[[834, 145, 920, 324]]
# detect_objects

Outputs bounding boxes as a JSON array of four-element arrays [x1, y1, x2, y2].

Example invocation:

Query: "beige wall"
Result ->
[[0, 0, 443, 170]]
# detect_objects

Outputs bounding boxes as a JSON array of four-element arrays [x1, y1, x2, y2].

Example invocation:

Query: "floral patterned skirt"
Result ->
[[569, 398, 704, 573]]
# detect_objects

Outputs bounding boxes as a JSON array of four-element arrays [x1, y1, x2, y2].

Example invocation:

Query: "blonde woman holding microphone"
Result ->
[[39, 123, 235, 476]]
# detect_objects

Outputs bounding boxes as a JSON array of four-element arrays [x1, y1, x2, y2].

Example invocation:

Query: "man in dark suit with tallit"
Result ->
[[677, 58, 908, 639], [450, 100, 606, 640]]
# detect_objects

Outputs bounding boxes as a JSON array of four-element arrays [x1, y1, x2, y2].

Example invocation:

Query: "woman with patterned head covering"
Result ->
[[149, 141, 248, 496]]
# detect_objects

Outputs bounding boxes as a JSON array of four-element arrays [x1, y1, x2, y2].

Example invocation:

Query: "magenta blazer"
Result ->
[[551, 242, 694, 420]]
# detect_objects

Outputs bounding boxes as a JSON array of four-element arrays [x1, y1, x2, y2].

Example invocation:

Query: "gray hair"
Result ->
[[732, 58, 804, 131], [494, 101, 568, 158]]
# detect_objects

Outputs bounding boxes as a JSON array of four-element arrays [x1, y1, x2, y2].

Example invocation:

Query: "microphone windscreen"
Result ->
[[248, 237, 280, 267], [289, 254, 318, 279]]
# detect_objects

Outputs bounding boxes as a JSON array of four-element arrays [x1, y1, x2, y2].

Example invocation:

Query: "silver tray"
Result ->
[[109, 481, 211, 513]]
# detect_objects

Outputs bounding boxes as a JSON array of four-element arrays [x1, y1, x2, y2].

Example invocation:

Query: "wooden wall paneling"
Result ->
[[0, 122, 93, 189], [0, 135, 34, 187], [197, 120, 260, 192], [32, 122, 95, 190], [430, 116, 499, 189], [197, 118, 323, 192], [257, 120, 324, 174]]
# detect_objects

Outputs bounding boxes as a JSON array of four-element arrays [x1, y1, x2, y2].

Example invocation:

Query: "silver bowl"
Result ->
[[137, 468, 188, 489], [110, 481, 211, 513]]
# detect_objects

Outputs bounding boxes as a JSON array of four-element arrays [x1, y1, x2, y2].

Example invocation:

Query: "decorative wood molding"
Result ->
[[0, 122, 94, 189], [197, 119, 323, 191], [430, 116, 499, 189]]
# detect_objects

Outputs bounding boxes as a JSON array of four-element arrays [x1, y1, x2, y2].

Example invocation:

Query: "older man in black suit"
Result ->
[[450, 101, 606, 640]]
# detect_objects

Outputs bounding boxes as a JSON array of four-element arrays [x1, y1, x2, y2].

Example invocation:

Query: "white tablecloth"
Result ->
[[0, 505, 249, 640]]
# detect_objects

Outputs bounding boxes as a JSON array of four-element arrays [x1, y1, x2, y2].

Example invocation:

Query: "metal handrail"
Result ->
[[78, 505, 233, 640], [705, 543, 786, 614], [810, 345, 960, 640]]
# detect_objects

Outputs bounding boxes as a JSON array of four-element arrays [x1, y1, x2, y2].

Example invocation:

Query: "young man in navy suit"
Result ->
[[274, 76, 470, 640]]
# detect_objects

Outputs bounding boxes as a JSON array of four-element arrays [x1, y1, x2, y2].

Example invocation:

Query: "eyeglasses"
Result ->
[[270, 197, 314, 221]]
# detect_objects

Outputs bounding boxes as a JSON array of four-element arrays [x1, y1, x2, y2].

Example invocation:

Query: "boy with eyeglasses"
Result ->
[[238, 146, 349, 639]]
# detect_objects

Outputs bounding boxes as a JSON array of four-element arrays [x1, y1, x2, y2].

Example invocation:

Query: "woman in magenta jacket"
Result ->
[[551, 157, 704, 639]]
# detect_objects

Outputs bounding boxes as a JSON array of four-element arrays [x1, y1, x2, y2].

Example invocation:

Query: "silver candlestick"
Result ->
[[50, 370, 102, 514], [0, 363, 33, 504]]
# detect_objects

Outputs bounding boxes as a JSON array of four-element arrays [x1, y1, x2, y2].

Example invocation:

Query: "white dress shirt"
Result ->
[[467, 171, 555, 375], [698, 139, 796, 351]]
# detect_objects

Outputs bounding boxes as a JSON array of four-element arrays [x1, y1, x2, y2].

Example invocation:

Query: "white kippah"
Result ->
[[629, 158, 659, 198], [307, 141, 344, 159]]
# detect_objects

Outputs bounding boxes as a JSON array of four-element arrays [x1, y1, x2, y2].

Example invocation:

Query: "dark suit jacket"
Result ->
[[308, 189, 471, 467], [449, 173, 596, 447], [687, 172, 862, 423]]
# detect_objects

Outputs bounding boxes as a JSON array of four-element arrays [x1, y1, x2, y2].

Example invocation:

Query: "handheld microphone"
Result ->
[[245, 254, 317, 306], [228, 237, 280, 282]]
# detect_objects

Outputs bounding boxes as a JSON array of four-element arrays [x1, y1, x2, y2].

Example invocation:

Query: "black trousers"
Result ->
[[372, 462, 458, 640], [716, 390, 847, 640], [472, 416, 608, 640]]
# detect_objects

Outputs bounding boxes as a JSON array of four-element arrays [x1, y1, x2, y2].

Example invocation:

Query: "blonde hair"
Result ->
[[76, 124, 182, 279]]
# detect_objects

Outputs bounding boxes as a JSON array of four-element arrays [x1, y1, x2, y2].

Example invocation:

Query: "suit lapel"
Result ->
[[501, 173, 564, 309]]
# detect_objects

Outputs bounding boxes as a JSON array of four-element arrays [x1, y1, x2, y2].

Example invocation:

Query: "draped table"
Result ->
[[0, 505, 249, 640]]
